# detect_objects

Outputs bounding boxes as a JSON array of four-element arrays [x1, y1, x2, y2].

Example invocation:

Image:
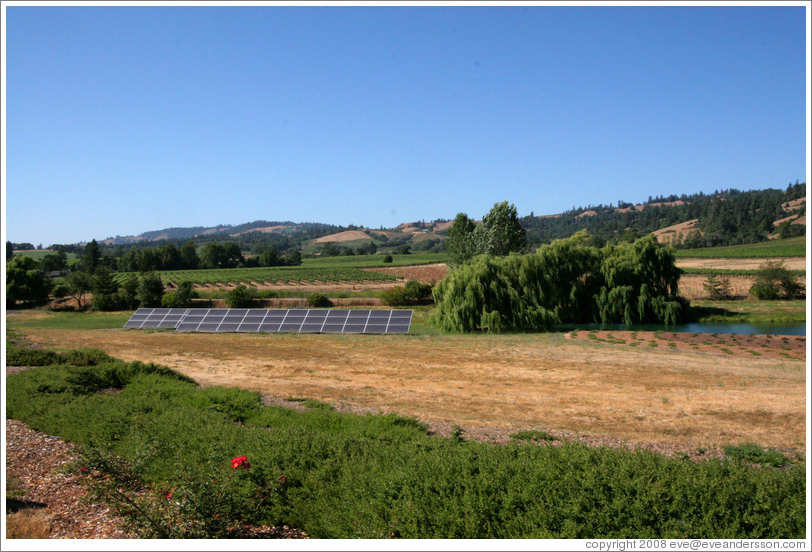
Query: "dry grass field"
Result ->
[[16, 320, 806, 459]]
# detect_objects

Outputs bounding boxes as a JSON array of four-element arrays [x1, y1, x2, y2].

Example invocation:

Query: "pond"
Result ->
[[558, 321, 806, 336]]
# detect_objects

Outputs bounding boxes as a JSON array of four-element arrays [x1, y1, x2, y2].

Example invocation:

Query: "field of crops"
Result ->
[[674, 236, 805, 258], [116, 266, 400, 287], [113, 253, 447, 287]]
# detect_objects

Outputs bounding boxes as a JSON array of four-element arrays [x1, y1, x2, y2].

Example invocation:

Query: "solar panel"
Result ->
[[124, 308, 413, 334]]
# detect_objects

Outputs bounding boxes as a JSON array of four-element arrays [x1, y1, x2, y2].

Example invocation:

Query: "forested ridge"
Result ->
[[521, 181, 805, 248], [10, 181, 805, 257]]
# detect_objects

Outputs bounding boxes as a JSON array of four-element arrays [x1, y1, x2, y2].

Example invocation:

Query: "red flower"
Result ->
[[231, 456, 250, 470]]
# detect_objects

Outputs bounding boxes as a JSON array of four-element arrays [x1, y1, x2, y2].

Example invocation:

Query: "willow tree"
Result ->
[[432, 232, 688, 333], [431, 254, 558, 333], [595, 235, 687, 325]]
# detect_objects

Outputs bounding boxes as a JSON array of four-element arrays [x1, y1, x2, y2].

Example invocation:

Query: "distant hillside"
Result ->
[[42, 181, 804, 256], [520, 182, 806, 249], [100, 220, 340, 245]]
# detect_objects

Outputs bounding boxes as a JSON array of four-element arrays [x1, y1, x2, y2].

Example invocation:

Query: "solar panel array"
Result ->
[[124, 308, 413, 334]]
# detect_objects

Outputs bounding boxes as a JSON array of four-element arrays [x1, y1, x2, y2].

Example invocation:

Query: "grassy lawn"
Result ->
[[688, 299, 806, 323], [673, 236, 805, 258]]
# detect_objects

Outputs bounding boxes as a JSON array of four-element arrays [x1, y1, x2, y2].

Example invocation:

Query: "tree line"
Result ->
[[520, 182, 805, 249]]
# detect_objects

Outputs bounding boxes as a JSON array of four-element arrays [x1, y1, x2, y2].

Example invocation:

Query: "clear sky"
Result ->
[[3, 2, 809, 247]]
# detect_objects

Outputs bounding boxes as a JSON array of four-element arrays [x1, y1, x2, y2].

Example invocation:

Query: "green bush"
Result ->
[[5, 346, 113, 367], [5, 346, 62, 366], [749, 260, 804, 300], [724, 443, 791, 468], [382, 254, 393, 264], [510, 430, 556, 441], [380, 280, 433, 306], [136, 273, 165, 308], [306, 292, 332, 308], [161, 281, 197, 308], [225, 284, 257, 308]]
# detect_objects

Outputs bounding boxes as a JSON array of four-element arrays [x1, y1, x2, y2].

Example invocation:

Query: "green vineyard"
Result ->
[[115, 266, 402, 287], [673, 236, 806, 258]]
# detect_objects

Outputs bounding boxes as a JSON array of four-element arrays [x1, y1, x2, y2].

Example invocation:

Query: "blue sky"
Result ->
[[3, 3, 809, 247]]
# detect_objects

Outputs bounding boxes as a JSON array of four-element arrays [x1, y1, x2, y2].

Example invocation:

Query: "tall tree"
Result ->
[[6, 241, 13, 260], [475, 201, 527, 256], [91, 267, 121, 311], [5, 256, 53, 308], [82, 239, 102, 274], [136, 273, 165, 308], [180, 241, 200, 270], [445, 213, 478, 266]]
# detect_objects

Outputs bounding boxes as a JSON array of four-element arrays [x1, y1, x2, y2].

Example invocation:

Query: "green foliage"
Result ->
[[162, 281, 196, 308], [60, 271, 93, 310], [432, 254, 559, 333], [5, 256, 53, 309], [92, 267, 124, 311], [306, 292, 333, 308], [6, 346, 63, 367], [703, 274, 734, 300], [225, 284, 257, 308], [475, 200, 527, 257], [510, 430, 556, 442], [382, 254, 394, 264], [749, 260, 804, 300], [595, 236, 687, 325], [522, 184, 806, 250], [674, 236, 806, 259], [117, 274, 141, 310], [200, 242, 243, 269], [5, 347, 806, 539], [445, 213, 478, 266], [136, 273, 165, 308], [82, 239, 102, 274], [724, 443, 791, 468], [433, 233, 687, 332], [380, 280, 433, 306]]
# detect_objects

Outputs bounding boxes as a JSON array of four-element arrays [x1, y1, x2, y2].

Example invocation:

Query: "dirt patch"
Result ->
[[653, 219, 700, 245], [676, 257, 806, 271], [678, 274, 757, 300], [314, 230, 373, 243], [365, 263, 449, 284], [566, 330, 805, 361]]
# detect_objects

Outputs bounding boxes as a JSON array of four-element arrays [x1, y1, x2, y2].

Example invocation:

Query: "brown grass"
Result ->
[[5, 509, 54, 539], [18, 327, 806, 456]]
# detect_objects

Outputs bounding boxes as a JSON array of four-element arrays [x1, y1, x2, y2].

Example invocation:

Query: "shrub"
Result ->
[[382, 254, 393, 264], [6, 347, 62, 367], [703, 274, 733, 300], [723, 443, 791, 467], [749, 260, 804, 300], [510, 430, 556, 442], [306, 292, 332, 308], [162, 281, 196, 308], [225, 285, 257, 308], [136, 273, 164, 308], [380, 280, 433, 306]]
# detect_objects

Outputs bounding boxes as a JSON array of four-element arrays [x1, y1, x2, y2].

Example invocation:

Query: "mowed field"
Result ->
[[12, 309, 806, 459]]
